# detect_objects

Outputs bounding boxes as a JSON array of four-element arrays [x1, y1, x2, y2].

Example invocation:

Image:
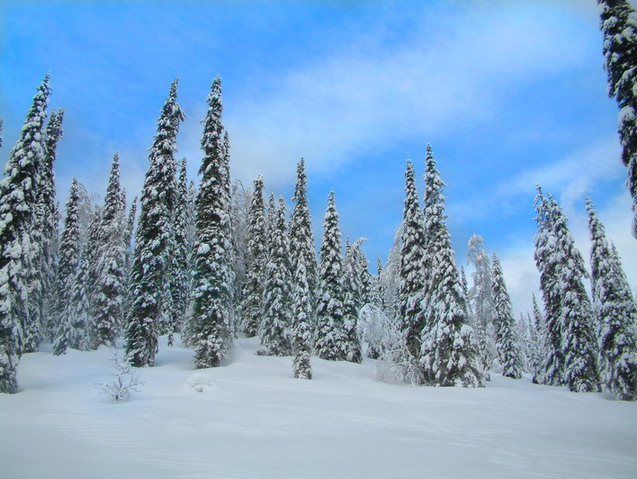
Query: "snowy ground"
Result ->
[[1, 337, 636, 479]]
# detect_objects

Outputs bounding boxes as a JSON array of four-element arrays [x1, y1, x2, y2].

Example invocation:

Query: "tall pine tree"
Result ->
[[314, 192, 347, 361], [587, 198, 637, 400], [289, 159, 318, 318], [396, 161, 427, 375], [259, 197, 292, 356], [241, 176, 267, 337], [0, 75, 50, 392], [126, 79, 185, 366], [420, 146, 482, 387], [169, 158, 191, 344], [491, 253, 523, 379], [598, 0, 637, 236], [39, 109, 63, 341], [534, 190, 600, 392], [94, 154, 128, 347], [191, 77, 233, 368]]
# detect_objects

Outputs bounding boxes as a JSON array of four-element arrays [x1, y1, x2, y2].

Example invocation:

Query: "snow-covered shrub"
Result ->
[[185, 372, 215, 392], [99, 349, 143, 402], [358, 303, 390, 359]]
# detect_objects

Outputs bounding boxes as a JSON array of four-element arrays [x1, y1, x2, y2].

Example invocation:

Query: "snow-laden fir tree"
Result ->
[[291, 258, 313, 379], [598, 0, 637, 236], [229, 179, 251, 317], [168, 158, 191, 344], [375, 255, 386, 312], [53, 254, 92, 355], [22, 77, 54, 353], [341, 239, 362, 363], [38, 109, 63, 341], [314, 192, 348, 361], [491, 253, 523, 379], [467, 234, 496, 378], [259, 197, 292, 356], [587, 198, 637, 400], [289, 159, 318, 317], [527, 295, 544, 377], [124, 196, 137, 269], [395, 161, 427, 378], [52, 179, 88, 354], [93, 154, 128, 347], [126, 79, 185, 367], [533, 188, 563, 386], [0, 75, 50, 392], [241, 176, 267, 337], [420, 146, 483, 387], [534, 190, 600, 392], [191, 77, 233, 368]]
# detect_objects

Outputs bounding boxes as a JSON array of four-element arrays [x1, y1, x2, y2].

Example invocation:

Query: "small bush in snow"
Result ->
[[99, 349, 143, 402]]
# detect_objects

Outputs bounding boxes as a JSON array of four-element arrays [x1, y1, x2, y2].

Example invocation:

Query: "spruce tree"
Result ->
[[126, 79, 185, 366], [169, 158, 191, 344], [191, 77, 233, 368], [598, 0, 637, 236], [259, 197, 292, 356], [52, 180, 84, 354], [39, 109, 63, 341], [94, 154, 128, 347], [396, 161, 427, 372], [491, 253, 523, 379], [342, 239, 362, 363], [0, 75, 50, 392], [587, 198, 637, 400], [467, 234, 495, 377], [534, 190, 600, 391], [420, 146, 482, 387], [528, 295, 545, 379], [241, 176, 267, 337], [289, 159, 318, 315], [314, 192, 347, 361], [291, 259, 313, 379]]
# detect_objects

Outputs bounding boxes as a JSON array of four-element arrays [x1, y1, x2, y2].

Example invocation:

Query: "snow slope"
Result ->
[[1, 337, 636, 479]]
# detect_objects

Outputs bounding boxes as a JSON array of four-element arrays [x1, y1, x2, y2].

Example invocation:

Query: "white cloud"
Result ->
[[174, 2, 597, 189]]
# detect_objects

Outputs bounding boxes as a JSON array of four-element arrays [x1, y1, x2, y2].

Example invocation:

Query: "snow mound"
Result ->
[[184, 372, 216, 393]]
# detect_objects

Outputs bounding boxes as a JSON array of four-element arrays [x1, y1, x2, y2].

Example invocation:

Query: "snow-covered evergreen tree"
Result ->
[[598, 0, 637, 236], [38, 109, 63, 341], [53, 254, 92, 355], [396, 161, 427, 375], [342, 239, 362, 363], [314, 192, 347, 361], [169, 158, 191, 344], [534, 190, 600, 392], [52, 179, 85, 354], [241, 176, 267, 337], [0, 75, 50, 392], [587, 198, 637, 400], [291, 259, 313, 379], [491, 254, 522, 379], [467, 234, 496, 377], [191, 77, 233, 368], [126, 79, 185, 367], [259, 197, 292, 356], [93, 154, 127, 347], [420, 146, 482, 387], [289, 159, 318, 317]]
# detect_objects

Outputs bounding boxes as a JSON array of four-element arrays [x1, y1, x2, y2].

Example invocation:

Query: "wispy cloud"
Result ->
[[175, 3, 597, 188]]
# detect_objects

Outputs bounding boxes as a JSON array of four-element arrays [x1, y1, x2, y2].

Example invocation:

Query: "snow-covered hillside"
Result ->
[[1, 337, 636, 479]]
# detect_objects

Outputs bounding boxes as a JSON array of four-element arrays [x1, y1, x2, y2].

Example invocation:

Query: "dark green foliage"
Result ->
[[126, 79, 185, 367], [191, 77, 233, 368], [587, 198, 637, 400], [0, 75, 50, 392]]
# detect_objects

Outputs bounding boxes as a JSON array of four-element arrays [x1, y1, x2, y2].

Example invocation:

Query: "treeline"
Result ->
[[0, 75, 635, 401]]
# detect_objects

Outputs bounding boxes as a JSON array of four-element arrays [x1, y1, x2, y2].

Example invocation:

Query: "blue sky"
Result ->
[[1, 0, 635, 316]]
